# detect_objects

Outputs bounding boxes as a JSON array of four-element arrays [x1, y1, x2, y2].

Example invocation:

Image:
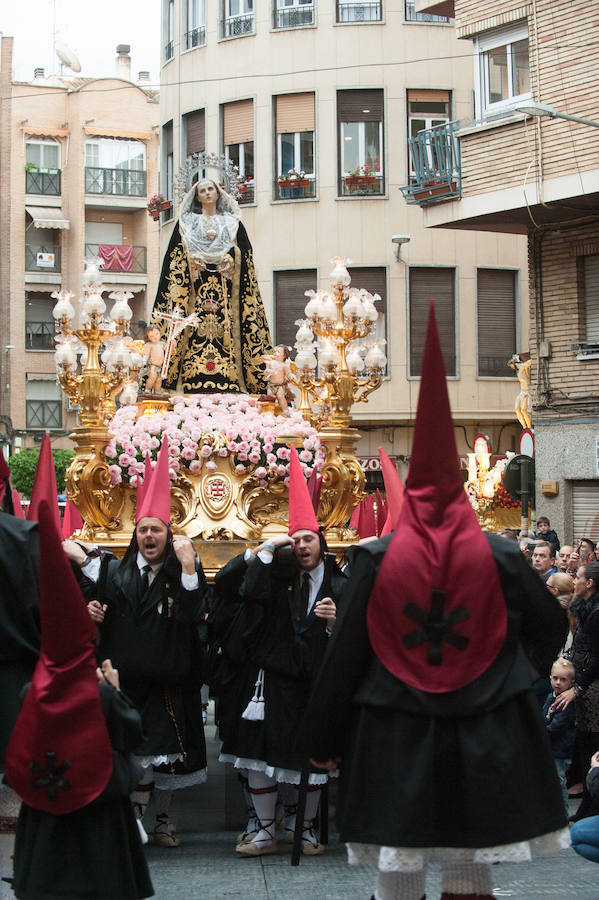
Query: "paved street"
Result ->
[[142, 708, 599, 900]]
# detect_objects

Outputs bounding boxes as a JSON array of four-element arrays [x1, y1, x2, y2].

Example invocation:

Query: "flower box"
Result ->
[[278, 178, 309, 189], [345, 175, 377, 187], [412, 181, 457, 201]]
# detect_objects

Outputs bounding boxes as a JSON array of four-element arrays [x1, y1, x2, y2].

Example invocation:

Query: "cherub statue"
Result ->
[[507, 352, 532, 429], [143, 325, 166, 394], [263, 345, 294, 414]]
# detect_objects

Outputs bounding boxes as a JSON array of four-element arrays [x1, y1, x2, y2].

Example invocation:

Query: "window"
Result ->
[[338, 89, 384, 196], [26, 140, 60, 170], [223, 99, 254, 201], [26, 295, 55, 350], [275, 93, 315, 200], [583, 255, 599, 343], [222, 0, 254, 37], [85, 138, 146, 196], [274, 269, 318, 346], [409, 268, 456, 376], [407, 89, 451, 181], [26, 377, 62, 429], [183, 0, 206, 48], [163, 121, 174, 221], [404, 0, 448, 22], [476, 23, 530, 118], [274, 0, 314, 28], [164, 0, 175, 60], [183, 109, 205, 159], [477, 269, 517, 377], [347, 266, 388, 371], [336, 1, 382, 22]]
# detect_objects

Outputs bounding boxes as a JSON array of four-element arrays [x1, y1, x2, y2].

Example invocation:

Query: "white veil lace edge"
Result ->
[[179, 181, 242, 221]]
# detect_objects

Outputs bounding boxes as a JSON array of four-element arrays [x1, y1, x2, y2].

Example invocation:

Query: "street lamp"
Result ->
[[517, 102, 599, 129]]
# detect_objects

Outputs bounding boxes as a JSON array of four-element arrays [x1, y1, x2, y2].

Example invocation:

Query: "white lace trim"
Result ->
[[347, 828, 571, 872], [153, 767, 208, 790], [218, 753, 330, 786], [137, 752, 184, 768]]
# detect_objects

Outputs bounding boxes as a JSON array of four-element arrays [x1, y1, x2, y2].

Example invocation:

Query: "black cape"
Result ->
[[302, 532, 569, 848]]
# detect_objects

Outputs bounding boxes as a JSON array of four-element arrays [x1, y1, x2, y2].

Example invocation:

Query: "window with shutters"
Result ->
[[274, 93, 315, 200], [347, 266, 388, 373], [409, 267, 456, 376], [26, 376, 62, 429], [274, 269, 318, 347], [223, 100, 255, 203], [476, 269, 517, 377], [407, 90, 450, 182], [162, 121, 174, 221], [338, 89, 384, 197], [221, 0, 254, 38], [183, 0, 206, 49], [336, 1, 382, 23], [274, 0, 314, 28], [183, 109, 205, 161]]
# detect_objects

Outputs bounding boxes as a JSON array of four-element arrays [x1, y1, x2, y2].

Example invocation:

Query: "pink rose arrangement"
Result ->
[[105, 394, 325, 488]]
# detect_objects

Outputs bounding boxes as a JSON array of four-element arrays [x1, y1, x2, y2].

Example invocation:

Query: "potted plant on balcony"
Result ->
[[236, 177, 254, 199], [24, 162, 39, 172], [147, 194, 171, 220], [277, 168, 309, 198], [344, 163, 380, 192]]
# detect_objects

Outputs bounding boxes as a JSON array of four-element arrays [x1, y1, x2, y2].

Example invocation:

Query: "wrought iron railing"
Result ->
[[276, 178, 316, 200], [339, 174, 384, 197], [164, 40, 174, 61], [400, 121, 461, 205], [336, 1, 382, 22], [27, 400, 62, 429], [221, 12, 254, 37], [275, 4, 314, 27], [25, 244, 61, 273], [26, 321, 55, 351], [236, 184, 255, 204], [25, 170, 61, 196], [84, 244, 147, 274], [184, 26, 206, 48], [405, 0, 449, 22], [85, 167, 146, 197]]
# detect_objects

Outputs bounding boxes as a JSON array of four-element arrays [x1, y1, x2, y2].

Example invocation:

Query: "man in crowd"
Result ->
[[63, 439, 209, 847], [218, 445, 346, 857], [557, 544, 575, 572], [532, 540, 558, 583]]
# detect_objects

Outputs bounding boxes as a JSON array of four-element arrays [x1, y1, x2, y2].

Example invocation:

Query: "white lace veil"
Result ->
[[179, 180, 241, 261]]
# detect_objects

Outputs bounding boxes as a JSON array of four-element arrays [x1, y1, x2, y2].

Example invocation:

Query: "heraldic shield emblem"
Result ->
[[200, 473, 234, 519]]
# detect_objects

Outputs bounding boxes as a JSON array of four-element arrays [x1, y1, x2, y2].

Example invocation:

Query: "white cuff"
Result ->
[[181, 571, 199, 590], [80, 556, 101, 582]]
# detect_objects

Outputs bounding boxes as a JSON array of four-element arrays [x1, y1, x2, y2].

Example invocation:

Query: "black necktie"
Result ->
[[301, 572, 311, 614], [140, 564, 152, 594]]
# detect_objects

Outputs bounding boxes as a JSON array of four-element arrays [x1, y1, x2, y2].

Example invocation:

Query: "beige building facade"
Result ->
[[158, 0, 529, 480], [0, 37, 161, 453], [411, 0, 599, 541]]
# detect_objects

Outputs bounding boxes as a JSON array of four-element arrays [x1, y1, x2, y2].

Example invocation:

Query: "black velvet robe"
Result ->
[[302, 532, 569, 849], [12, 685, 154, 900], [150, 221, 273, 394], [86, 549, 209, 775], [219, 551, 347, 774]]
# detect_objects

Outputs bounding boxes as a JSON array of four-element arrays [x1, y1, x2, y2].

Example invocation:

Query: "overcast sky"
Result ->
[[2, 0, 160, 83]]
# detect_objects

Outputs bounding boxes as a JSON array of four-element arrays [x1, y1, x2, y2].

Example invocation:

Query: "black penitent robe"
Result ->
[[218, 551, 347, 774], [12, 684, 154, 900], [302, 533, 569, 849], [0, 513, 40, 765], [150, 222, 273, 394], [87, 551, 209, 775]]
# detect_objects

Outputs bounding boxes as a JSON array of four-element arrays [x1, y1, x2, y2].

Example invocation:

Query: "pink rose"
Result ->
[[237, 452, 248, 462], [205, 460, 218, 473], [218, 447, 228, 457], [200, 445, 212, 458], [249, 452, 261, 464], [299, 449, 313, 463], [108, 465, 122, 484], [118, 453, 131, 467], [105, 445, 117, 459], [235, 464, 247, 474], [277, 464, 288, 477], [255, 466, 267, 478], [189, 459, 201, 474]]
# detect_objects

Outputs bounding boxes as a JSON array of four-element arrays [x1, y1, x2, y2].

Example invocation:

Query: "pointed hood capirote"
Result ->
[[378, 446, 404, 536], [366, 303, 507, 694], [5, 501, 113, 813], [288, 445, 319, 535], [135, 436, 171, 525], [26, 433, 61, 531]]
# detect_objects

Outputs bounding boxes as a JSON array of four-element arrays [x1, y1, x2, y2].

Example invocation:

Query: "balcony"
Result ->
[[25, 244, 61, 274], [339, 173, 383, 197], [336, 1, 382, 22], [85, 166, 146, 197], [405, 0, 449, 21], [275, 177, 316, 200], [275, 3, 314, 27], [26, 321, 55, 351], [221, 13, 254, 37], [84, 244, 147, 274], [184, 26, 206, 48], [400, 121, 461, 205], [26, 170, 61, 196]]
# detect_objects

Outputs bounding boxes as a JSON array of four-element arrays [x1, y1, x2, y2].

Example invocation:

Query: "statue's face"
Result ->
[[196, 181, 218, 207]]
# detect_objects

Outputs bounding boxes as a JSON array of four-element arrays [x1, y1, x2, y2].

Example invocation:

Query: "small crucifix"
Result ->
[[155, 309, 199, 381]]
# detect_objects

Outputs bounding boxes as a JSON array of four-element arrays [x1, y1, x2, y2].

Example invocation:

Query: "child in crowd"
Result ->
[[544, 658, 577, 812], [534, 516, 560, 552]]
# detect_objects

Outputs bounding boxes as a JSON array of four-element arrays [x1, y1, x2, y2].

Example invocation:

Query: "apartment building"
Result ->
[[0, 37, 161, 453], [409, 0, 599, 540], [158, 0, 529, 483]]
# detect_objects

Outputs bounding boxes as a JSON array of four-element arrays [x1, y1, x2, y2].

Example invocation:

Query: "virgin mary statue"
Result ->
[[151, 179, 273, 394]]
